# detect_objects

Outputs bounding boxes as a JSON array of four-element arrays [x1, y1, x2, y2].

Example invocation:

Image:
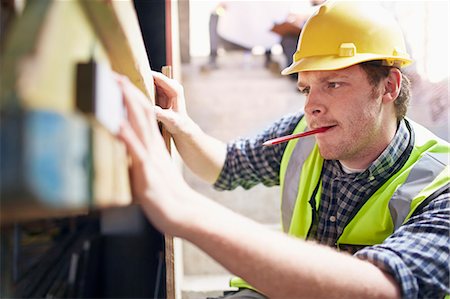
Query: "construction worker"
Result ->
[[116, 1, 449, 298]]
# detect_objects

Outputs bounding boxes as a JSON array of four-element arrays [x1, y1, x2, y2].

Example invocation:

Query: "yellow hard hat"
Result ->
[[282, 1, 413, 75]]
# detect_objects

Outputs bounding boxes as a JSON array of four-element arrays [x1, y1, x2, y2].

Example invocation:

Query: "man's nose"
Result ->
[[304, 90, 325, 116]]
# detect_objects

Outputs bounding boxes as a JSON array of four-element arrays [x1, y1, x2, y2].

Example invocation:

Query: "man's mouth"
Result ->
[[314, 125, 336, 132]]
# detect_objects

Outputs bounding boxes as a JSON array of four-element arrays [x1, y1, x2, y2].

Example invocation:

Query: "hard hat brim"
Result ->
[[281, 54, 413, 75]]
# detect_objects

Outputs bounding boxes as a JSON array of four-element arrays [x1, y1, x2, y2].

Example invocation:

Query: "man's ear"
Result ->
[[382, 68, 402, 103]]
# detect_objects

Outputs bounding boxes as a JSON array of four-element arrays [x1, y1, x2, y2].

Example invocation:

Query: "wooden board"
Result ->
[[91, 122, 131, 208], [1, 0, 155, 110], [80, 0, 155, 102], [160, 65, 175, 299], [0, 0, 110, 111]]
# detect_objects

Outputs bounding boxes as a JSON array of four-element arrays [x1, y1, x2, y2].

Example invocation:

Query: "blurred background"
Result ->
[[1, 1, 448, 298]]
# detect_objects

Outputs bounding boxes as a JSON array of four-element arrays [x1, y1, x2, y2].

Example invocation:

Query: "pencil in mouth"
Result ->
[[263, 127, 329, 146]]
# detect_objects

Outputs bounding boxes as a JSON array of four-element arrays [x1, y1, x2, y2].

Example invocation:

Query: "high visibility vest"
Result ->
[[230, 117, 450, 292]]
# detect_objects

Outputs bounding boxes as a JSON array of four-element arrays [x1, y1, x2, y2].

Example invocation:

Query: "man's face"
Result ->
[[298, 64, 389, 168]]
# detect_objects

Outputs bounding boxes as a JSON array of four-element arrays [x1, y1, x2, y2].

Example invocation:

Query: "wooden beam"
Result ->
[[1, 0, 155, 110], [80, 0, 155, 103], [0, 0, 110, 111], [0, 0, 51, 108], [160, 65, 175, 299], [91, 122, 131, 208]]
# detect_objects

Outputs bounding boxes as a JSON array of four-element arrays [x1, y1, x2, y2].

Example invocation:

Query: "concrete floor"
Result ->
[[178, 51, 305, 297]]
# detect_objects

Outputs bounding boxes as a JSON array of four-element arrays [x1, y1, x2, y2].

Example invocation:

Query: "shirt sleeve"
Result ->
[[214, 112, 304, 191], [354, 191, 450, 299]]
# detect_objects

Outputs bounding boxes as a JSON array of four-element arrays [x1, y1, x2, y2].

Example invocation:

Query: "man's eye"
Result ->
[[328, 82, 341, 89], [299, 87, 310, 95]]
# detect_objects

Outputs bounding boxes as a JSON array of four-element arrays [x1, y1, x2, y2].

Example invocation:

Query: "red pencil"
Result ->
[[263, 127, 328, 146]]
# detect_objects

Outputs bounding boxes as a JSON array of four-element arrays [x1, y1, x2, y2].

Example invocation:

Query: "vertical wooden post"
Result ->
[[160, 65, 175, 299], [160, 66, 173, 152]]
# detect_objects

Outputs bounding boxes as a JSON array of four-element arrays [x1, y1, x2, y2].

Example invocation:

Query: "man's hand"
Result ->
[[152, 70, 194, 137], [115, 74, 194, 235], [151, 71, 227, 184]]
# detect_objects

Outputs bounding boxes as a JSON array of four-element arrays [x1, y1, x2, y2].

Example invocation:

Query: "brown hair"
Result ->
[[359, 61, 411, 121]]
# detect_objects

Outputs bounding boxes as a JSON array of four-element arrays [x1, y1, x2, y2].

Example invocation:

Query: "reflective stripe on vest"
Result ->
[[280, 117, 312, 232], [389, 152, 448, 230]]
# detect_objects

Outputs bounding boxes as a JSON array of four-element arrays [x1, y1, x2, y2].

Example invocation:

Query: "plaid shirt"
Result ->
[[214, 112, 450, 299]]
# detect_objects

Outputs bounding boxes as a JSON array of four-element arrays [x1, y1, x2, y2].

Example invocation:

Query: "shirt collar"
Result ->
[[362, 119, 410, 179]]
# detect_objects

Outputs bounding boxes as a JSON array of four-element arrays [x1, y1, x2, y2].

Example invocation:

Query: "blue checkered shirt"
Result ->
[[214, 112, 450, 299]]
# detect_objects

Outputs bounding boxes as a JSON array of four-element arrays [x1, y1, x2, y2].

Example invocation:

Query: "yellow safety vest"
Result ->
[[230, 117, 450, 293]]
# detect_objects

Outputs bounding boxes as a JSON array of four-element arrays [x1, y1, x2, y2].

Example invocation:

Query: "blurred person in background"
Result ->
[[201, 1, 304, 72], [271, 0, 325, 80]]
